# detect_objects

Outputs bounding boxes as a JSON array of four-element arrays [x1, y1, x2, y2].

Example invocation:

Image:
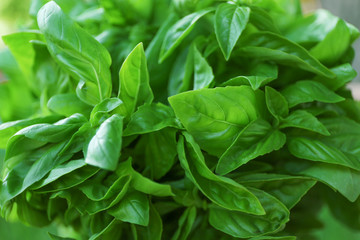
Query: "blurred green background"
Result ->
[[0, 0, 31, 48], [0, 0, 359, 239]]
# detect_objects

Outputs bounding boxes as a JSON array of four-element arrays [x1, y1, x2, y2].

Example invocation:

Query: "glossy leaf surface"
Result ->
[[215, 4, 250, 60]]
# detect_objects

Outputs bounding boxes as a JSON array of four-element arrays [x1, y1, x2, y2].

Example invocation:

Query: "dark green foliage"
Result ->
[[0, 0, 360, 239]]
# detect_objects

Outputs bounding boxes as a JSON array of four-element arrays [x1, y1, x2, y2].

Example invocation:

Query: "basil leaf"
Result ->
[[85, 114, 124, 171], [108, 191, 149, 226], [0, 115, 62, 148], [136, 128, 178, 179], [160, 9, 213, 63], [310, 19, 351, 65], [31, 159, 86, 190], [215, 4, 250, 60], [5, 114, 86, 160], [313, 63, 357, 91], [89, 219, 121, 240], [38, 1, 112, 105], [117, 43, 153, 118], [285, 9, 359, 44], [35, 165, 99, 193], [116, 158, 174, 197], [168, 46, 193, 96], [2, 31, 45, 80], [288, 137, 360, 171], [171, 206, 197, 240], [288, 117, 360, 171], [79, 175, 132, 214], [90, 98, 123, 126], [178, 133, 265, 215], [123, 103, 181, 136], [281, 80, 344, 108], [193, 44, 214, 90], [135, 204, 163, 240], [217, 119, 286, 175], [280, 110, 330, 136], [236, 173, 316, 209], [221, 62, 278, 90], [265, 86, 289, 119], [239, 32, 335, 78], [208, 188, 289, 238], [15, 195, 50, 227], [284, 159, 360, 202], [0, 142, 72, 202], [169, 86, 269, 156], [249, 6, 281, 34], [79, 174, 131, 202], [48, 93, 92, 117]]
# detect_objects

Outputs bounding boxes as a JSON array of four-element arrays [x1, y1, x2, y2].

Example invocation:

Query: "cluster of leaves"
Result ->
[[1, 0, 360, 239]]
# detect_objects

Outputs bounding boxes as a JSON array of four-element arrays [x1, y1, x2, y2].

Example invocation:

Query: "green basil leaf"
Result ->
[[215, 4, 250, 60], [38, 1, 112, 105], [281, 80, 344, 108], [193, 44, 214, 90], [136, 128, 178, 179], [178, 133, 265, 215], [217, 119, 286, 175], [288, 137, 360, 171], [90, 98, 123, 126], [48, 93, 92, 117], [313, 63, 357, 91], [171, 206, 197, 240], [283, 159, 360, 202], [332, 99, 360, 123], [310, 19, 351, 65], [0, 142, 72, 202], [288, 117, 360, 171], [146, 13, 179, 98], [79, 174, 131, 202], [5, 114, 86, 160], [285, 9, 359, 44], [79, 175, 132, 215], [169, 86, 269, 156], [35, 165, 99, 193], [89, 219, 121, 240], [123, 103, 181, 136], [208, 188, 289, 238], [108, 191, 149, 226], [280, 110, 330, 136], [239, 32, 335, 78], [236, 173, 316, 209], [59, 122, 93, 155], [249, 6, 281, 34], [2, 31, 45, 80], [31, 159, 86, 190], [20, 143, 71, 193], [265, 86, 289, 119], [117, 43, 154, 118], [0, 115, 62, 148], [221, 62, 278, 90], [159, 9, 213, 63], [116, 158, 174, 197], [85, 114, 124, 171], [15, 194, 50, 227], [135, 204, 163, 240], [168, 46, 193, 96]]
